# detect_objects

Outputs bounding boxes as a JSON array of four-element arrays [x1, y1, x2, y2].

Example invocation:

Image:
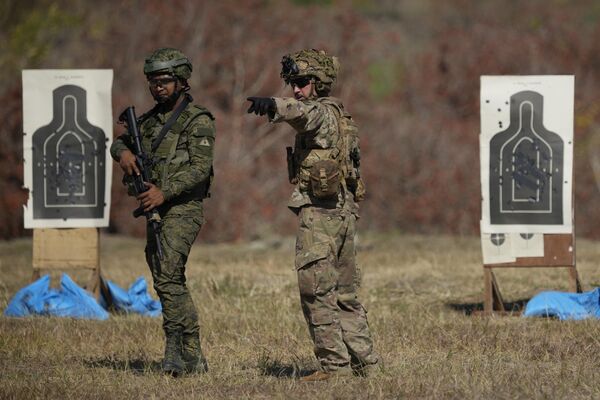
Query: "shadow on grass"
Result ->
[[84, 357, 162, 375], [258, 359, 313, 379], [446, 298, 530, 315]]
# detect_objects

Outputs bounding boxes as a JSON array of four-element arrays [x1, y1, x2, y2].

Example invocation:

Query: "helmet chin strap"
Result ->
[[309, 78, 319, 99], [165, 88, 182, 104]]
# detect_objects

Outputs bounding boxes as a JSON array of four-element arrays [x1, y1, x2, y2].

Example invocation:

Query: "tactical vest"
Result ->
[[290, 97, 365, 201], [140, 104, 215, 200]]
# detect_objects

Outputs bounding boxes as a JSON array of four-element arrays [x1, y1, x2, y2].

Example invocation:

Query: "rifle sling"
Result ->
[[151, 94, 192, 153]]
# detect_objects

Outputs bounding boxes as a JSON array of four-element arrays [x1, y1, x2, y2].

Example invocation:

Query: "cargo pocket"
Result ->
[[161, 214, 202, 261], [310, 309, 334, 326], [297, 258, 337, 297], [295, 242, 330, 270], [298, 266, 316, 297], [309, 310, 335, 349]]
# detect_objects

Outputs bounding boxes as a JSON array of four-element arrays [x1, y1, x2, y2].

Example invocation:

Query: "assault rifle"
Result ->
[[118, 106, 164, 260]]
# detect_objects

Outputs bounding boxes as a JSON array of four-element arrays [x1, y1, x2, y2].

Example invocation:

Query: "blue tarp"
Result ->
[[102, 276, 161, 317], [4, 274, 109, 320], [523, 288, 600, 320], [4, 274, 161, 319]]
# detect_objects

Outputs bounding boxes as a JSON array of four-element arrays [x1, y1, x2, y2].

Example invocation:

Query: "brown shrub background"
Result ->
[[2, 0, 600, 241]]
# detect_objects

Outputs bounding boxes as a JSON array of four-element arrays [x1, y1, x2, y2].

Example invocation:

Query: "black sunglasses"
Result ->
[[288, 77, 312, 88], [148, 77, 177, 87]]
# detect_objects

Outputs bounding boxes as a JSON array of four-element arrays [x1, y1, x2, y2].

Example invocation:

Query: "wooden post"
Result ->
[[484, 268, 505, 313], [567, 266, 582, 293], [32, 228, 103, 300]]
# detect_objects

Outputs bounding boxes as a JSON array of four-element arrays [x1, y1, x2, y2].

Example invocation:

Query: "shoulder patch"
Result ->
[[181, 104, 216, 135], [191, 104, 215, 120]]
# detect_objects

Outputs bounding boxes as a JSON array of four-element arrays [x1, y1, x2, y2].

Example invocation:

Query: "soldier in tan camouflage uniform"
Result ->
[[247, 49, 380, 381], [110, 48, 214, 376]]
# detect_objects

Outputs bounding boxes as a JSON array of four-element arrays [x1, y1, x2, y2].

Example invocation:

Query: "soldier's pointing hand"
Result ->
[[246, 97, 275, 116]]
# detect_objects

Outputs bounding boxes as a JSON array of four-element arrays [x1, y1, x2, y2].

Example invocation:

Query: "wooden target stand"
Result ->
[[483, 232, 582, 315], [32, 228, 107, 300]]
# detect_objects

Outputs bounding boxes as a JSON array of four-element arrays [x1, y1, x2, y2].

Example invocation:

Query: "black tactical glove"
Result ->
[[246, 97, 275, 116]]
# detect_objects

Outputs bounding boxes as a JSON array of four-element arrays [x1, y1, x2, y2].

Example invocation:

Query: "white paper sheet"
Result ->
[[480, 223, 545, 264], [22, 70, 113, 228], [480, 75, 573, 234]]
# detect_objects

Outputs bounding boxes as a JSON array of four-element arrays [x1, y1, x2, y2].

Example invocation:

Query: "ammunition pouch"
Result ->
[[344, 172, 365, 202], [353, 177, 366, 202], [309, 159, 341, 199]]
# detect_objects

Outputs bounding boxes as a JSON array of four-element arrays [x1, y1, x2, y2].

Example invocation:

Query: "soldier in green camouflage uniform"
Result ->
[[110, 48, 214, 376], [247, 49, 379, 381]]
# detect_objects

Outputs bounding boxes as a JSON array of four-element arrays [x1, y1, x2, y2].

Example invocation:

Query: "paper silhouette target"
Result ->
[[32, 85, 106, 219], [23, 70, 113, 228], [489, 90, 564, 225], [480, 76, 573, 235]]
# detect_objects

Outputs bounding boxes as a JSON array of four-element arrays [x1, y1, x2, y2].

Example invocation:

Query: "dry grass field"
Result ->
[[2, 232, 600, 399]]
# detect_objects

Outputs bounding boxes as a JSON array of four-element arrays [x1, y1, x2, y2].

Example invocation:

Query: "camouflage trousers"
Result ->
[[295, 206, 378, 372], [146, 203, 203, 337]]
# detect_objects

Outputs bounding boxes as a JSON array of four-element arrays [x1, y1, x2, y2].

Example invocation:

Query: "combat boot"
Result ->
[[300, 370, 333, 382], [300, 367, 352, 382], [351, 353, 383, 377], [182, 333, 208, 374], [162, 331, 184, 377]]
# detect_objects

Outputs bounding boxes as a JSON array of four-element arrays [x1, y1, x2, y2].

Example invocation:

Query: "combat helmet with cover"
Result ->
[[280, 49, 340, 96], [144, 48, 192, 80], [281, 50, 366, 201]]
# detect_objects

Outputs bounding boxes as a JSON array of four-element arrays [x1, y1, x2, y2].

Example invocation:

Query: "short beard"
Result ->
[[152, 78, 186, 106], [154, 89, 181, 105]]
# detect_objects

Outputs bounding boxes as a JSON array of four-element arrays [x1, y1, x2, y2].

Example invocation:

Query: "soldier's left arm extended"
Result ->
[[160, 114, 215, 202]]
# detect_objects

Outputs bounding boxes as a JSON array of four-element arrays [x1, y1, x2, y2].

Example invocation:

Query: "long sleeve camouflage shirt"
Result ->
[[110, 101, 215, 207]]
